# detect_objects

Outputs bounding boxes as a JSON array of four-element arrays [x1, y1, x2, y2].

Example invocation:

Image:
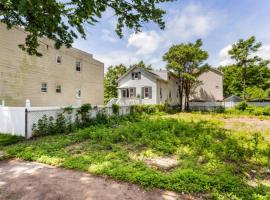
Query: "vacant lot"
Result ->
[[2, 112, 270, 199]]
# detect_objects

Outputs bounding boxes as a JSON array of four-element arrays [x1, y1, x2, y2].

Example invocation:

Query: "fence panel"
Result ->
[[189, 102, 224, 111], [0, 107, 26, 136], [25, 106, 131, 138]]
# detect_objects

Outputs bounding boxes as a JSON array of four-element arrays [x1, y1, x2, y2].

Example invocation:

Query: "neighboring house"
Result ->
[[191, 68, 224, 101], [0, 23, 104, 106], [115, 66, 223, 106]]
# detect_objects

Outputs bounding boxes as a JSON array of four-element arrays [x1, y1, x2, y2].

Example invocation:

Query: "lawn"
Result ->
[[2, 112, 270, 199]]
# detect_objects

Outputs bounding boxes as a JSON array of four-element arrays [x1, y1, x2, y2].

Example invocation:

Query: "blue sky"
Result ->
[[73, 0, 270, 70]]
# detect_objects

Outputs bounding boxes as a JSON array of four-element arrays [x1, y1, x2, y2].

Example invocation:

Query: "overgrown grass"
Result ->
[[0, 134, 24, 149], [2, 113, 270, 199]]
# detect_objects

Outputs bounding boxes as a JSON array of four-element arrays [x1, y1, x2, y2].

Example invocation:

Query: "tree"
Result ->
[[0, 0, 172, 56], [246, 86, 267, 100], [218, 65, 243, 97], [228, 36, 270, 100], [129, 60, 153, 71], [163, 39, 208, 110], [104, 64, 127, 103]]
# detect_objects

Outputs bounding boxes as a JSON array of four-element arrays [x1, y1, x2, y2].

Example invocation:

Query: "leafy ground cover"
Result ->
[[0, 134, 24, 149], [2, 112, 270, 199]]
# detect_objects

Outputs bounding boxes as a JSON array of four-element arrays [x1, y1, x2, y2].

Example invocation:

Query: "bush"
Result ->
[[130, 104, 166, 114], [235, 101, 249, 111], [112, 104, 120, 115], [0, 134, 24, 147]]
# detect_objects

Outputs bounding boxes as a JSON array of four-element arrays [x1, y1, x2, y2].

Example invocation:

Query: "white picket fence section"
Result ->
[[1, 100, 270, 138], [0, 107, 26, 137], [0, 104, 130, 138]]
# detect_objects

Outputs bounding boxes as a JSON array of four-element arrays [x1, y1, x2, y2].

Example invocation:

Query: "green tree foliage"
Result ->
[[246, 86, 267, 100], [228, 36, 270, 99], [129, 60, 153, 70], [104, 64, 128, 103], [0, 0, 172, 56], [219, 63, 270, 98], [163, 39, 208, 110]]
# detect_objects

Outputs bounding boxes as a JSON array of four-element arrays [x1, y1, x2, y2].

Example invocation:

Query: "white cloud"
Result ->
[[218, 45, 234, 66], [128, 31, 163, 55], [95, 50, 141, 69], [166, 4, 219, 40], [101, 29, 117, 43], [218, 44, 270, 66], [127, 3, 220, 59], [257, 45, 270, 60]]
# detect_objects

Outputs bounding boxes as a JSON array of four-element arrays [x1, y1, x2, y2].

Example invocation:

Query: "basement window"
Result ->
[[41, 83, 48, 93], [56, 55, 62, 64], [76, 88, 81, 98]]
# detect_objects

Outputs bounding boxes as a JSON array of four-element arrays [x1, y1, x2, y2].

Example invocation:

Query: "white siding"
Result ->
[[118, 68, 157, 104]]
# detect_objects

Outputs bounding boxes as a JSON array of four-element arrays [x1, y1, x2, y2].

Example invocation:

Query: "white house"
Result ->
[[114, 66, 223, 106]]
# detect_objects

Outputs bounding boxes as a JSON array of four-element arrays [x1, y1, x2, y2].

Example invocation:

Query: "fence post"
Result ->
[[25, 108, 28, 138]]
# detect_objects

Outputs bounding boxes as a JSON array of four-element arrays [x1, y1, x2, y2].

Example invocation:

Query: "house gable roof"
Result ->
[[117, 66, 168, 83]]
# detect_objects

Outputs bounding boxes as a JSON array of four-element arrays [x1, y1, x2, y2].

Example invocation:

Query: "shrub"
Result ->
[[215, 106, 225, 113], [112, 104, 120, 115], [130, 104, 166, 114], [235, 101, 249, 111]]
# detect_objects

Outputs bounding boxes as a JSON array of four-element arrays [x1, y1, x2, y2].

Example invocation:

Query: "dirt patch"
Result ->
[[0, 159, 203, 200], [223, 117, 270, 132], [144, 157, 179, 170]]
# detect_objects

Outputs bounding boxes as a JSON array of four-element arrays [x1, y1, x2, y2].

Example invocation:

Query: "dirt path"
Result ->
[[0, 160, 198, 200]]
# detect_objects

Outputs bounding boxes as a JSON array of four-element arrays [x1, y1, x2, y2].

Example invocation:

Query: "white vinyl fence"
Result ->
[[1, 104, 130, 138]]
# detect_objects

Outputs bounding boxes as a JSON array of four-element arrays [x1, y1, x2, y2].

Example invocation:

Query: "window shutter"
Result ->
[[149, 87, 152, 99], [132, 72, 134, 80], [134, 87, 136, 97], [141, 87, 144, 99]]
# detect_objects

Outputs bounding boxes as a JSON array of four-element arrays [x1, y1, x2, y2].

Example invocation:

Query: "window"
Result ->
[[56, 55, 62, 64], [132, 72, 141, 80], [129, 88, 136, 98], [121, 89, 127, 98], [169, 91, 172, 99], [143, 87, 152, 99], [41, 83, 47, 93], [160, 88, 162, 99], [76, 88, 81, 98], [76, 61, 81, 71], [56, 85, 62, 93]]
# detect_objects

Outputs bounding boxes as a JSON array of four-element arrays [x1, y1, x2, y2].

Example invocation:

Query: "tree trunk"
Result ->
[[242, 65, 247, 100], [178, 77, 184, 111]]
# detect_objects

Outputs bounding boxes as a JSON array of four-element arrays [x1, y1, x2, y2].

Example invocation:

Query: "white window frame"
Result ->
[[144, 87, 150, 99], [41, 82, 48, 93], [129, 88, 136, 98]]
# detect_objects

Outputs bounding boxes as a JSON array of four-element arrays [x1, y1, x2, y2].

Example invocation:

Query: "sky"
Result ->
[[73, 0, 270, 70]]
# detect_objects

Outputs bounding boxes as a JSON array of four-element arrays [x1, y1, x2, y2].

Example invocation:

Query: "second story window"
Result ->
[[76, 61, 81, 71], [56, 85, 62, 93], [41, 83, 48, 93], [132, 72, 141, 80], [56, 55, 62, 64]]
